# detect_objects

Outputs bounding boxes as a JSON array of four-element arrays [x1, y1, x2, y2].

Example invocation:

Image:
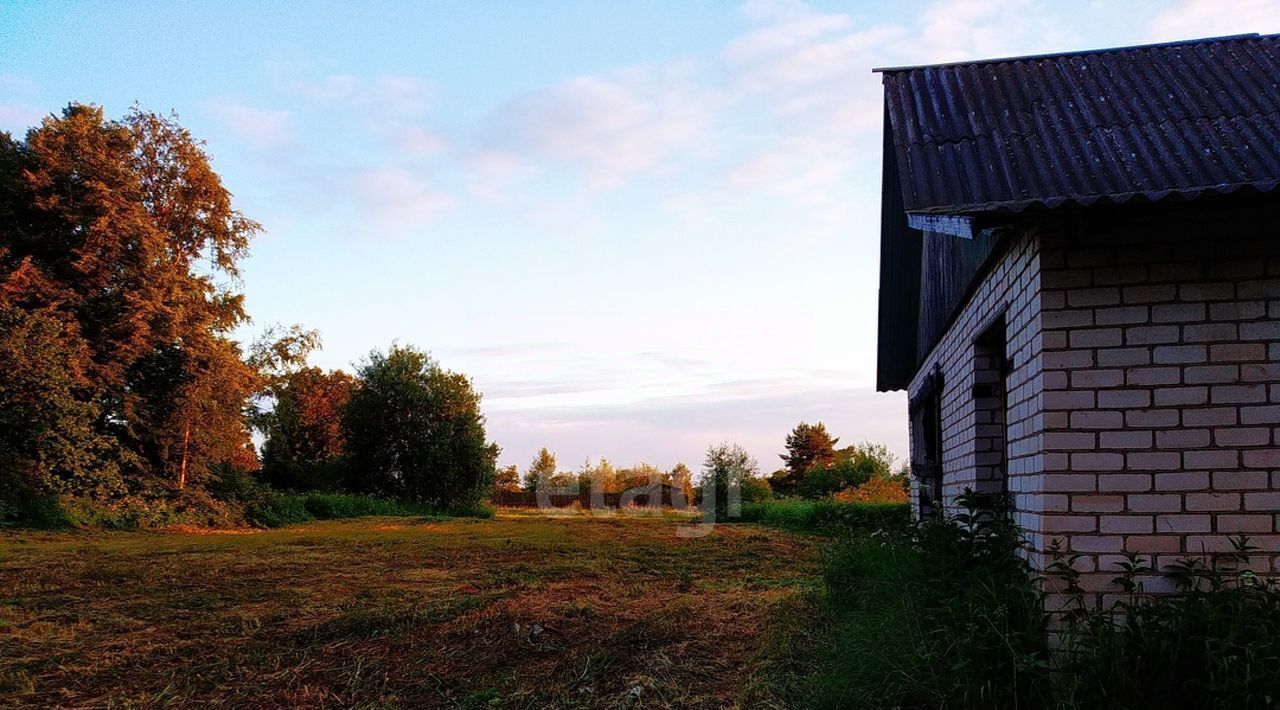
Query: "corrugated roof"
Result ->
[[879, 34, 1280, 215]]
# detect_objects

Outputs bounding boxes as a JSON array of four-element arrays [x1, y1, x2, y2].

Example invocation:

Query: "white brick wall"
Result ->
[[907, 205, 1280, 607], [907, 227, 1047, 547]]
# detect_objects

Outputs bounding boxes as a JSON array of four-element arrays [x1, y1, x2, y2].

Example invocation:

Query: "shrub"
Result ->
[[1051, 537, 1280, 709], [833, 475, 909, 504], [795, 443, 897, 499], [798, 492, 1054, 708], [740, 475, 773, 503], [236, 489, 492, 528], [0, 481, 72, 529], [735, 498, 911, 535], [244, 493, 313, 528], [785, 491, 1280, 709], [60, 490, 242, 530]]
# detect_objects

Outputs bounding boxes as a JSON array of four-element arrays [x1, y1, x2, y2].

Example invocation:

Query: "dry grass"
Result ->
[[0, 513, 818, 708]]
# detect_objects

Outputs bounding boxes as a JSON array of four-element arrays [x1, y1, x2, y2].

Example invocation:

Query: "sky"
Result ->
[[2, 0, 1279, 475]]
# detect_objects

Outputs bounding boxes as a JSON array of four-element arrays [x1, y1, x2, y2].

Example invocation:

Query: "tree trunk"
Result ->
[[178, 423, 190, 490]]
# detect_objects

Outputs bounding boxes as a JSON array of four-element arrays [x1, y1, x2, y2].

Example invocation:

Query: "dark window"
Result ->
[[909, 367, 944, 517], [972, 315, 1010, 509]]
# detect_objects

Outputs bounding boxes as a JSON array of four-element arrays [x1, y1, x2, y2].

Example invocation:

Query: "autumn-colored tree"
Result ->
[[524, 448, 557, 492], [669, 462, 695, 505], [578, 457, 620, 494], [342, 345, 498, 507], [494, 464, 520, 493], [260, 367, 356, 490], [618, 462, 664, 491], [777, 422, 839, 496], [0, 104, 259, 498]]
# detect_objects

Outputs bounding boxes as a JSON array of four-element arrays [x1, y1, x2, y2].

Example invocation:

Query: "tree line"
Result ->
[[497, 449, 696, 501], [504, 422, 906, 513], [0, 105, 497, 526]]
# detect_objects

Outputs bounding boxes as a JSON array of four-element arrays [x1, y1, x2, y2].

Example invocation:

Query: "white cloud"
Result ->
[[354, 166, 453, 231], [1147, 0, 1280, 41], [384, 124, 445, 157], [272, 66, 436, 117], [206, 101, 294, 149], [461, 148, 535, 203], [724, 8, 853, 63], [477, 66, 725, 188]]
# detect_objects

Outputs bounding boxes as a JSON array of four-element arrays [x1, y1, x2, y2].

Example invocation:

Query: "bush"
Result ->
[[740, 475, 772, 503], [735, 498, 911, 535], [797, 492, 1054, 708], [1051, 538, 1280, 709], [795, 443, 897, 499], [0, 464, 73, 529], [833, 475, 909, 504], [237, 489, 492, 528], [60, 490, 242, 530], [0, 488, 72, 530], [783, 491, 1280, 709], [244, 493, 314, 528]]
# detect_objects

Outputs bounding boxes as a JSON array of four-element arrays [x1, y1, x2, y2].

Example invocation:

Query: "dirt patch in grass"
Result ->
[[0, 514, 817, 708]]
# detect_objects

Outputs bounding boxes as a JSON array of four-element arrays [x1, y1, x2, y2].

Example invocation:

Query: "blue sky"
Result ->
[[3, 0, 1278, 474]]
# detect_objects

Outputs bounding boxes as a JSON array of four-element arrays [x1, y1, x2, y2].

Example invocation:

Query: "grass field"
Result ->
[[0, 513, 819, 708]]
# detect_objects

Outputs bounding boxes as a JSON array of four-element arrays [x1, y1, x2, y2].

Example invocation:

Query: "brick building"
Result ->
[[875, 34, 1280, 602]]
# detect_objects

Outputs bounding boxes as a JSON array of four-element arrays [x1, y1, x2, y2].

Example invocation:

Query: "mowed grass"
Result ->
[[0, 513, 818, 708]]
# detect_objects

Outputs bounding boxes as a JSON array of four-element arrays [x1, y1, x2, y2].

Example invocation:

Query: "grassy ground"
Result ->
[[0, 512, 818, 708]]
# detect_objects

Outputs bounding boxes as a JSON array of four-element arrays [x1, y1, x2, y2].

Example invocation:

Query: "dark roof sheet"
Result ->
[[879, 34, 1280, 215]]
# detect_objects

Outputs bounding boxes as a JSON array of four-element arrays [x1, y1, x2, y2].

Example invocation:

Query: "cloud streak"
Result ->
[[1146, 0, 1280, 41], [207, 101, 295, 149]]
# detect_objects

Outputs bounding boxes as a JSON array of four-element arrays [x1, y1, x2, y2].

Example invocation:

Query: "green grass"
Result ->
[[735, 498, 911, 535]]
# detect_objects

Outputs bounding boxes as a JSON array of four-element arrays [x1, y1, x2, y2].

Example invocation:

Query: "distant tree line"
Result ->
[[503, 422, 905, 516], [508, 448, 697, 504]]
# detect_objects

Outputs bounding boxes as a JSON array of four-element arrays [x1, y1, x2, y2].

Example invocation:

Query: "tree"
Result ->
[[669, 463, 694, 506], [575, 457, 618, 495], [796, 442, 898, 499], [494, 464, 520, 493], [618, 462, 663, 491], [0, 104, 259, 496], [259, 367, 355, 490], [342, 345, 498, 507], [524, 448, 557, 492], [777, 422, 838, 496], [0, 293, 125, 499], [699, 442, 759, 520], [740, 475, 773, 503], [247, 324, 323, 409]]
